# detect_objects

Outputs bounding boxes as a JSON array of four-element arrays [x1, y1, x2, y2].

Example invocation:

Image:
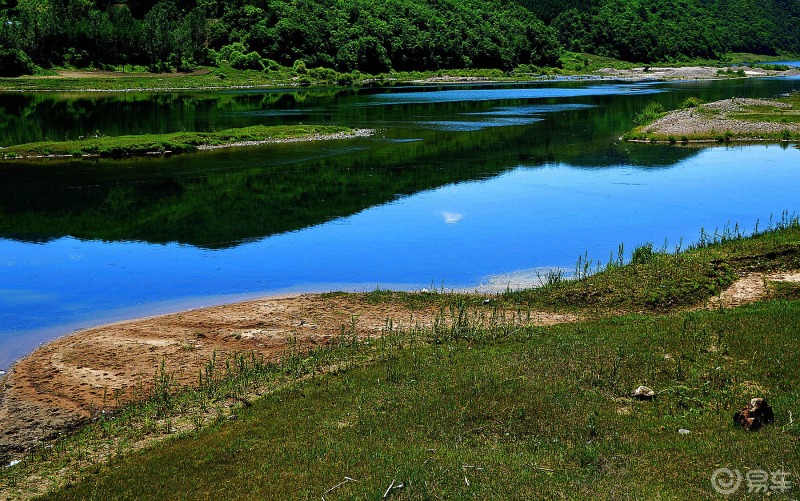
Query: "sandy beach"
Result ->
[[0, 292, 577, 459], [4, 269, 800, 461]]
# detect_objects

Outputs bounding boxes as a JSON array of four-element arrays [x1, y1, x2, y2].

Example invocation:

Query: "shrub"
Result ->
[[631, 242, 655, 265], [216, 43, 248, 64], [263, 59, 281, 72], [0, 48, 36, 77], [680, 97, 704, 109], [230, 51, 264, 71], [633, 102, 665, 126], [293, 60, 308, 75]]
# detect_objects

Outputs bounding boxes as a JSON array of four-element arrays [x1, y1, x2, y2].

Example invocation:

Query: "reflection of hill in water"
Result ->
[[5, 77, 798, 248], [0, 129, 697, 249]]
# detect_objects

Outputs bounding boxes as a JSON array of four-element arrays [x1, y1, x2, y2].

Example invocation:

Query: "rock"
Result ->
[[733, 397, 774, 431], [678, 428, 691, 435], [631, 385, 655, 400]]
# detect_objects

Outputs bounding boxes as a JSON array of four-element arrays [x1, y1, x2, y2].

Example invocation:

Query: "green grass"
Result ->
[[2, 218, 800, 499], [0, 125, 355, 159], [17, 300, 800, 500], [504, 215, 800, 313]]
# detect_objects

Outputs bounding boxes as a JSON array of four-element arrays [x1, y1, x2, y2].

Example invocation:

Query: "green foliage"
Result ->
[[680, 97, 704, 109], [0, 48, 35, 76], [2, 0, 799, 74], [229, 50, 263, 71], [633, 101, 665, 126]]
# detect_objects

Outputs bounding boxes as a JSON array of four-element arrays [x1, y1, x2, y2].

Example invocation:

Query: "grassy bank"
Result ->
[[624, 93, 800, 144], [11, 302, 800, 499], [0, 52, 795, 93], [0, 125, 358, 159], [2, 218, 800, 499]]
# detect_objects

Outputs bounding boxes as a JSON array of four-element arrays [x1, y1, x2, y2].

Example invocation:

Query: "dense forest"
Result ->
[[0, 0, 799, 76]]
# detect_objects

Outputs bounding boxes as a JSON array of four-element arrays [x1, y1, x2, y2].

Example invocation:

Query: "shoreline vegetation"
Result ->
[[1, 215, 800, 498], [624, 92, 800, 144], [0, 53, 797, 93], [0, 125, 374, 160]]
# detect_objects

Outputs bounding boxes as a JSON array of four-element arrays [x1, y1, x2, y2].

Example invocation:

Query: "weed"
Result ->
[[633, 101, 665, 126]]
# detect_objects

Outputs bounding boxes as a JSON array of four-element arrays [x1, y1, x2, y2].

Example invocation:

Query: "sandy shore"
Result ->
[[597, 65, 800, 80], [1, 267, 800, 474], [195, 128, 375, 150], [626, 96, 800, 143], [4, 270, 800, 461], [0, 292, 580, 459]]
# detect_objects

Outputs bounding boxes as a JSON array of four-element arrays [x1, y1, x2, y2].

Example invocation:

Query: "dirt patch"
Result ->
[[0, 293, 575, 457], [704, 271, 800, 309]]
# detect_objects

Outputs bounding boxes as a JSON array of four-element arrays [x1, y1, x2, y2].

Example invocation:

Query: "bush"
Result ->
[[263, 59, 282, 72], [680, 97, 704, 109], [217, 43, 248, 64], [631, 242, 655, 265], [230, 51, 264, 71], [0, 48, 36, 77], [633, 102, 665, 126]]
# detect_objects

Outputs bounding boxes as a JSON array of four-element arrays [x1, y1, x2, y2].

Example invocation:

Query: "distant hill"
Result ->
[[1, 0, 798, 76]]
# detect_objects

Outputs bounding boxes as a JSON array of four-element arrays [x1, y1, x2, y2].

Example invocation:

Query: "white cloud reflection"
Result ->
[[440, 211, 463, 224]]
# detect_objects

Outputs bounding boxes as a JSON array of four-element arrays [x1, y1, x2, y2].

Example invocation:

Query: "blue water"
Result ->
[[3, 144, 799, 368], [2, 78, 800, 369]]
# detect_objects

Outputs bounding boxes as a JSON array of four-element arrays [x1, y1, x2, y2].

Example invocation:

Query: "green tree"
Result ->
[[143, 1, 178, 70]]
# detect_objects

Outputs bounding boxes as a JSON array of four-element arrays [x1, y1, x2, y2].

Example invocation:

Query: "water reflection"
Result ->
[[1, 77, 800, 367]]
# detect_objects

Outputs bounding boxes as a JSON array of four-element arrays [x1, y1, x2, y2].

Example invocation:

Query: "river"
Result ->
[[1, 75, 799, 369]]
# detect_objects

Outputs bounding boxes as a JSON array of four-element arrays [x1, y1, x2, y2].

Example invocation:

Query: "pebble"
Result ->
[[631, 385, 655, 400], [644, 98, 799, 138], [678, 428, 691, 435]]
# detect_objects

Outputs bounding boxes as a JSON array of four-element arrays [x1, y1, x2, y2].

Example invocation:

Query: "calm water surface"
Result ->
[[1, 76, 799, 368]]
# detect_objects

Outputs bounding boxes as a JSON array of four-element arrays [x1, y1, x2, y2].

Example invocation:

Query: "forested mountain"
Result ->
[[0, 0, 798, 76]]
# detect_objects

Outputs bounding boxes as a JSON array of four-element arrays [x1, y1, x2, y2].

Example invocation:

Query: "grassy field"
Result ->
[[0, 125, 356, 159], [1, 217, 799, 499], [28, 303, 800, 499]]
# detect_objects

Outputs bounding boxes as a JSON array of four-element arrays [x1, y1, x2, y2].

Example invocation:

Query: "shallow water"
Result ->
[[1, 76, 799, 368]]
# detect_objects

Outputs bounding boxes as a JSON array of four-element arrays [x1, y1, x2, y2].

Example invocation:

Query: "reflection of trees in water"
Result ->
[[0, 128, 696, 249], [3, 78, 796, 247]]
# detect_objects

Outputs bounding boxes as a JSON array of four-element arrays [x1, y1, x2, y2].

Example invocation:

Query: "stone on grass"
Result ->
[[733, 397, 774, 431], [631, 385, 655, 400]]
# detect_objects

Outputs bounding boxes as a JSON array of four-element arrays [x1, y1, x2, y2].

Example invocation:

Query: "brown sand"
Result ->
[[0, 293, 575, 457], [2, 271, 799, 460]]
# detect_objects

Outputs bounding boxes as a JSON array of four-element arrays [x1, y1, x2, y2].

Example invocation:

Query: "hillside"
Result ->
[[1, 0, 799, 77]]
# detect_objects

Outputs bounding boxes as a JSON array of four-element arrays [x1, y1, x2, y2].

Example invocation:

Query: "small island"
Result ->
[[0, 125, 374, 160], [624, 92, 800, 144]]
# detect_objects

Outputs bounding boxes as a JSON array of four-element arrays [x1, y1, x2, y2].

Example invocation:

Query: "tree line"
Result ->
[[1, 0, 798, 77]]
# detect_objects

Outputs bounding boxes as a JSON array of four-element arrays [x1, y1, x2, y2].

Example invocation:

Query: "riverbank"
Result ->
[[624, 93, 800, 143], [1, 60, 798, 93], [0, 126, 374, 160], [2, 218, 800, 498]]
